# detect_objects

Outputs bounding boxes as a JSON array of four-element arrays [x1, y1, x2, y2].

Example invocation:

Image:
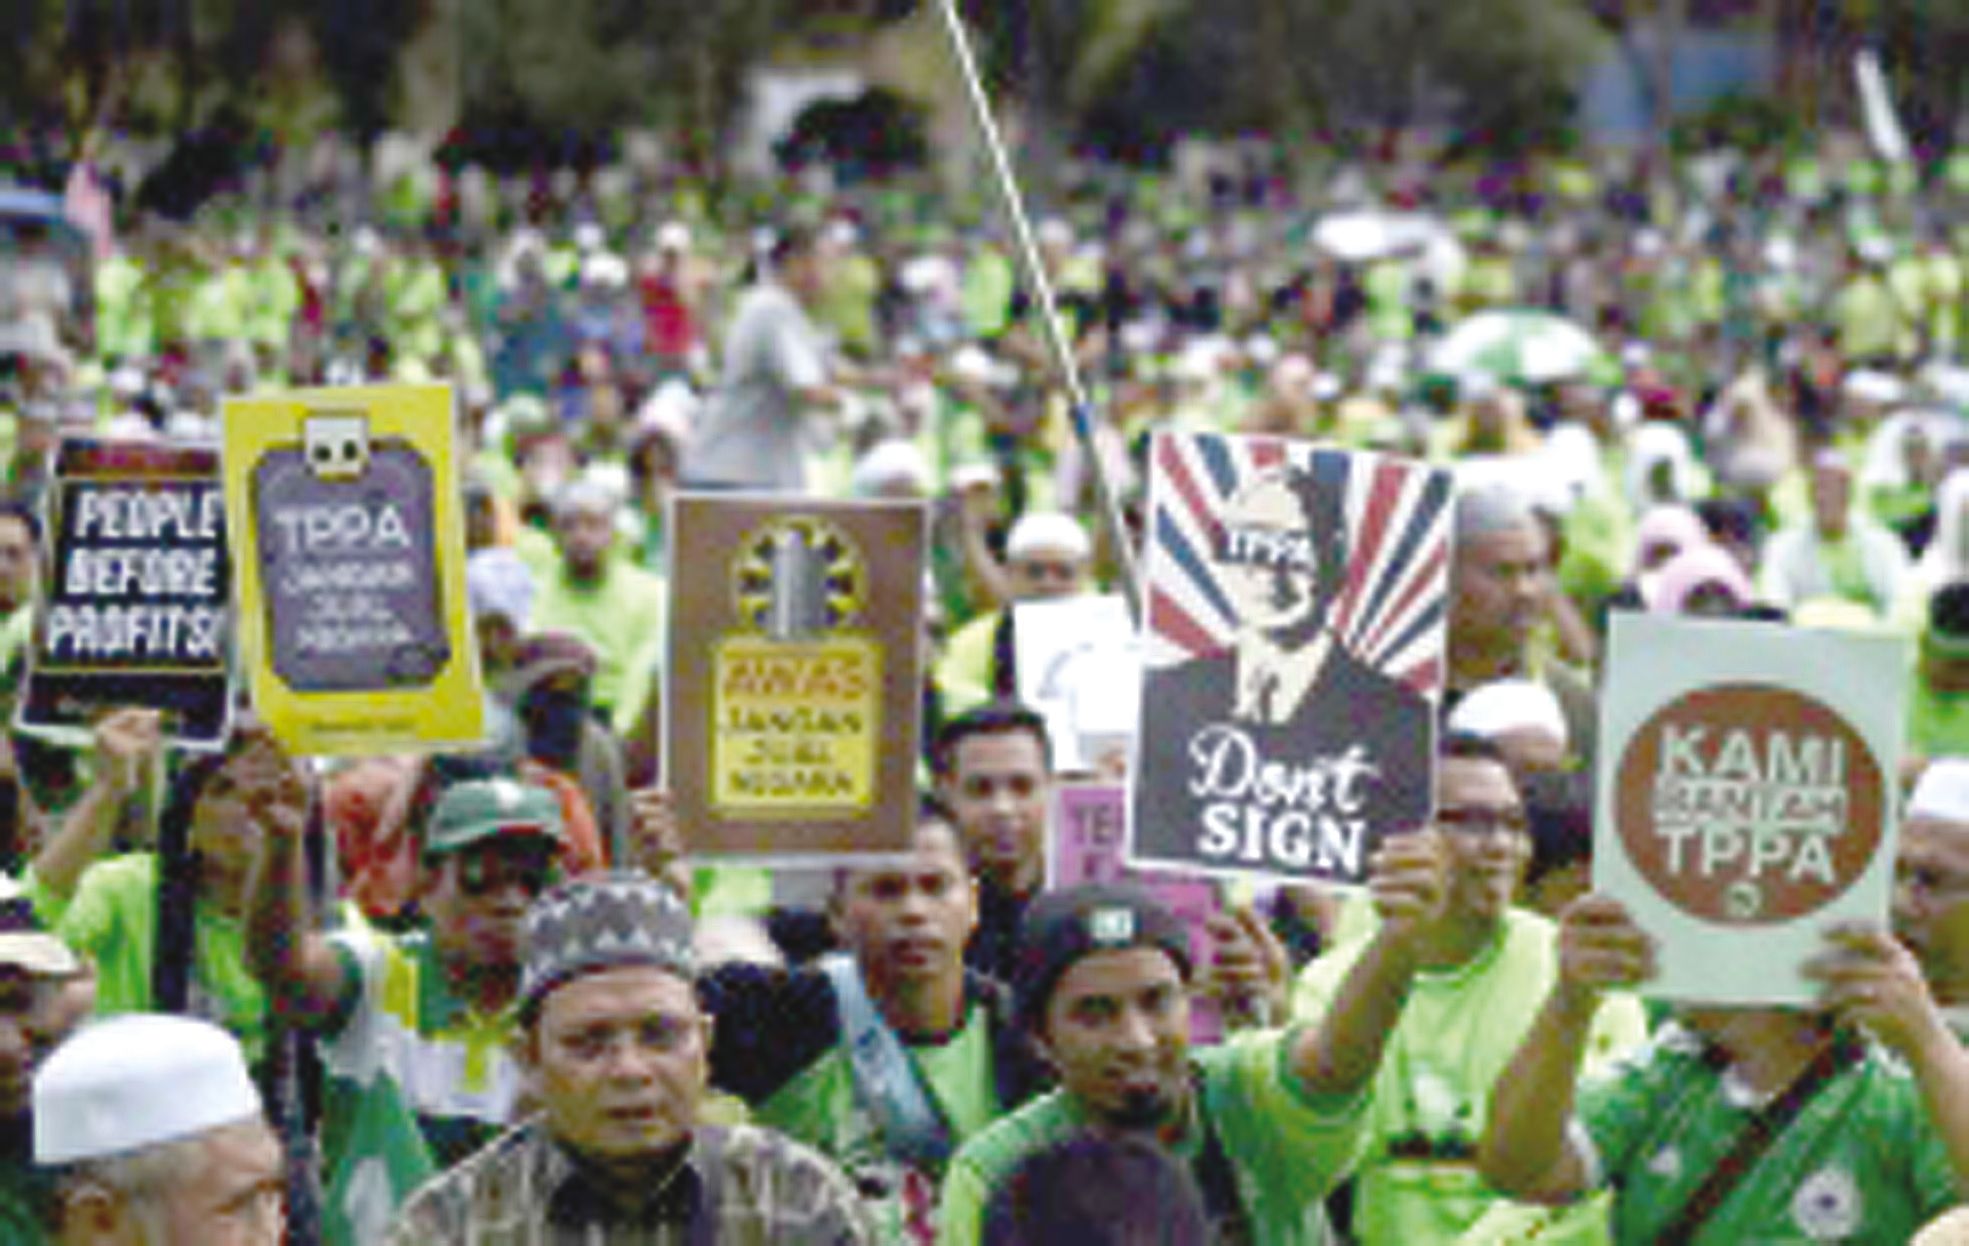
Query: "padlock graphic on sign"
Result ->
[[251, 411, 450, 692]]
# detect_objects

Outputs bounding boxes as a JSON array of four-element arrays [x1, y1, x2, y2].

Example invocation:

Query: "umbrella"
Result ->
[[1430, 310, 1607, 386]]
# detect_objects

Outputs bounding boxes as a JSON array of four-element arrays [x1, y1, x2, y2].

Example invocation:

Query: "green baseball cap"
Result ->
[[424, 778, 564, 857]]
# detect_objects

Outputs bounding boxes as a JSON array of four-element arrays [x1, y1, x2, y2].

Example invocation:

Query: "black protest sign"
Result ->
[[19, 438, 231, 747], [1129, 433, 1452, 885]]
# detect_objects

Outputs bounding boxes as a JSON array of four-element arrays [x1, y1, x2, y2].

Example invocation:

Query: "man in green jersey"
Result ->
[[252, 775, 565, 1245], [940, 838, 1451, 1246], [1481, 893, 1969, 1242]]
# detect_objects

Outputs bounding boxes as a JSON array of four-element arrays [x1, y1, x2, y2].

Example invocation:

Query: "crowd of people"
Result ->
[[0, 127, 1968, 1243]]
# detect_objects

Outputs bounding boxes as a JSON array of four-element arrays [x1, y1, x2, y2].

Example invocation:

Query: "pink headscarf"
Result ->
[[1631, 504, 1709, 575], [1649, 543, 1756, 615]]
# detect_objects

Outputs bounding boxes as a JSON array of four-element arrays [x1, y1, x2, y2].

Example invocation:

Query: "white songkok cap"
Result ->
[[35, 1014, 262, 1164], [1006, 512, 1091, 562], [849, 440, 931, 497], [1908, 758, 1969, 825], [1447, 679, 1569, 752]]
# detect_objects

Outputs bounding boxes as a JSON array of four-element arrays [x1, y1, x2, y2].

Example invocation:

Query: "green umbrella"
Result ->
[[1430, 309, 1608, 386]]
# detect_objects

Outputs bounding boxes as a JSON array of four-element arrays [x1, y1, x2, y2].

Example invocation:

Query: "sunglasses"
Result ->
[[455, 843, 556, 897]]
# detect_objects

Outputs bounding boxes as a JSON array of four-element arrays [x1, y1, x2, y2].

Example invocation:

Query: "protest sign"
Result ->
[[222, 384, 482, 756], [1595, 612, 1905, 1004], [1014, 592, 1139, 773], [1130, 432, 1451, 884], [666, 494, 926, 859], [1050, 782, 1228, 1038], [18, 438, 230, 748]]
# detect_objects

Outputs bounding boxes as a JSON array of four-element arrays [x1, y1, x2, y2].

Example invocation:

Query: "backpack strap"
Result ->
[[818, 953, 954, 1169]]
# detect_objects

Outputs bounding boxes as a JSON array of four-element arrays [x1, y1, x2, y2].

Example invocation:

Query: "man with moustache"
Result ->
[[938, 837, 1452, 1246], [390, 873, 870, 1243]]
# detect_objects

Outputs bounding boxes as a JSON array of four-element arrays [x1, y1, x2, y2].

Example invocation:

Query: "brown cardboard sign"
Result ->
[[664, 494, 926, 859]]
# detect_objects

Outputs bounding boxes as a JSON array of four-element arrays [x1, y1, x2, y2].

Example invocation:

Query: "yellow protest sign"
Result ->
[[222, 383, 484, 755]]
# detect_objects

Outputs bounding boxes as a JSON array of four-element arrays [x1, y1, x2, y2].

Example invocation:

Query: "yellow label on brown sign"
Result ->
[[712, 635, 881, 812], [665, 494, 926, 860]]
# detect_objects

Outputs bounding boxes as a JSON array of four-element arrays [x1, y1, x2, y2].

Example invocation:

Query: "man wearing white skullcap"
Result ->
[[935, 512, 1093, 714], [35, 1013, 283, 1244], [1898, 759, 1969, 1033]]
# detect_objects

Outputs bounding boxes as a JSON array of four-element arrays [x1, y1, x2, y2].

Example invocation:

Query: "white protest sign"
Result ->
[[1595, 613, 1906, 1005], [1014, 592, 1140, 773]]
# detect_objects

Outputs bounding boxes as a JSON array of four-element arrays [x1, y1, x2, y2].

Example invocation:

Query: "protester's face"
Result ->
[[555, 505, 614, 579], [0, 968, 64, 1120], [0, 514, 35, 614], [152, 1119, 286, 1246], [1451, 524, 1547, 653], [188, 756, 288, 902], [528, 967, 709, 1163], [1681, 579, 1747, 618], [1007, 545, 1087, 601], [1894, 816, 1969, 996], [1042, 948, 1189, 1130], [837, 822, 977, 988], [940, 730, 1050, 894], [423, 837, 556, 968], [1433, 755, 1529, 921]]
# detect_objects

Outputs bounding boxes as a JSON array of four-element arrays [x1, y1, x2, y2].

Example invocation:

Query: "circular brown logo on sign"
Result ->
[[1614, 683, 1883, 926]]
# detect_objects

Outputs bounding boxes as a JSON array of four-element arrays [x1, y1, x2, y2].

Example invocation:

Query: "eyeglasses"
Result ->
[[1435, 805, 1530, 837]]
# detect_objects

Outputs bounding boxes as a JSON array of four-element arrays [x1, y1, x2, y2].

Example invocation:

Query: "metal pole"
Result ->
[[930, 0, 1144, 626]]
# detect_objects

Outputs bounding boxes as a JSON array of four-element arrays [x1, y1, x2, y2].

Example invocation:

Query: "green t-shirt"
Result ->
[[528, 560, 668, 734], [1293, 909, 1648, 1246], [938, 1028, 1367, 1246], [756, 1001, 1000, 1243], [26, 855, 267, 1063], [1578, 1024, 1959, 1244]]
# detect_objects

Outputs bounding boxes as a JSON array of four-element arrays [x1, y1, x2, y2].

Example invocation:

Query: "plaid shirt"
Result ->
[[387, 1117, 872, 1245]]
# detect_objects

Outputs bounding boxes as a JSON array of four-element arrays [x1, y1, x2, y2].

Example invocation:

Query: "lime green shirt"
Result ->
[[1293, 910, 1647, 1245], [938, 1028, 1368, 1246], [1578, 1025, 1959, 1243], [528, 560, 668, 734], [26, 854, 268, 1063], [1908, 680, 1969, 758]]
